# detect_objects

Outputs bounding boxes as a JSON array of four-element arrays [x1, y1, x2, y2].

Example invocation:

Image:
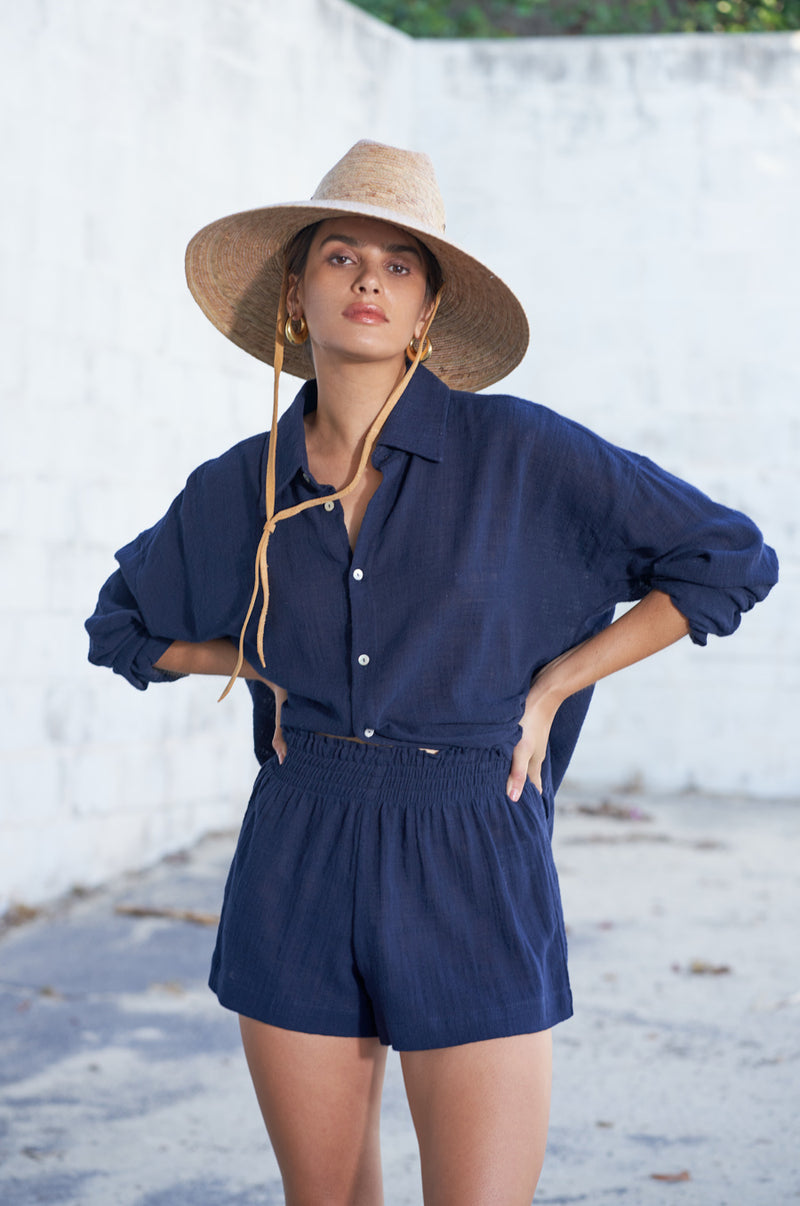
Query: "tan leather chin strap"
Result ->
[[218, 276, 443, 702]]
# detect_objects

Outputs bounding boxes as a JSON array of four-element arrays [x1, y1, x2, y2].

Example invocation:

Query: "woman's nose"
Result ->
[[354, 260, 380, 293]]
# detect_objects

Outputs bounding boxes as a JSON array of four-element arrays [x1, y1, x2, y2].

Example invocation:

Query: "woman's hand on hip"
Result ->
[[507, 683, 560, 800], [506, 590, 691, 802], [264, 680, 288, 764]]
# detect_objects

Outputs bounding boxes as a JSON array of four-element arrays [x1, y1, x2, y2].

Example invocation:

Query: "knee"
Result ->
[[285, 1187, 379, 1206], [282, 1156, 383, 1206]]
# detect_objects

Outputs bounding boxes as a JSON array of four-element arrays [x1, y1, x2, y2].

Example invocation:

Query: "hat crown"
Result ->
[[311, 140, 446, 235]]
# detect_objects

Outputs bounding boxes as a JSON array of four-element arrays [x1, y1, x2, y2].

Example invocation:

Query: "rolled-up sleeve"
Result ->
[[86, 569, 176, 689], [606, 453, 779, 645], [85, 434, 266, 689]]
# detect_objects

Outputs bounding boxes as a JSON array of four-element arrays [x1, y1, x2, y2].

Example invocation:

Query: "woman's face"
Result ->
[[288, 216, 434, 371]]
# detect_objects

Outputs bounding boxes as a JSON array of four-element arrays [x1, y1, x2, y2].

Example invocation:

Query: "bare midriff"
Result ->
[[316, 732, 439, 755]]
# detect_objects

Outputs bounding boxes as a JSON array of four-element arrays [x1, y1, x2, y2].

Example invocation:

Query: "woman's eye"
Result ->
[[388, 262, 411, 275], [329, 252, 354, 265]]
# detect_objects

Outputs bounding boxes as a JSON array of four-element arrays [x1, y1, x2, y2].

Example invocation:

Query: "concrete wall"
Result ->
[[412, 34, 799, 796], [1, 2, 797, 910]]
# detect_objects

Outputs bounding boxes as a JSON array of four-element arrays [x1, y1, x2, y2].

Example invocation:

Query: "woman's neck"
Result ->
[[307, 352, 407, 456]]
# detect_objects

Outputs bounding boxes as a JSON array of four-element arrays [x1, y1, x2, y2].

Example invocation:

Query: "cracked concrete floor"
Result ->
[[1, 790, 798, 1205]]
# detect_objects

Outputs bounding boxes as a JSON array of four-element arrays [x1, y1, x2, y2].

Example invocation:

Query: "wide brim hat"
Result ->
[[185, 140, 529, 392]]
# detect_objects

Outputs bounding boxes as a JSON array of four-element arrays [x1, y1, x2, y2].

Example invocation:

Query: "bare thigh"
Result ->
[[401, 1030, 552, 1206], [239, 1016, 388, 1206]]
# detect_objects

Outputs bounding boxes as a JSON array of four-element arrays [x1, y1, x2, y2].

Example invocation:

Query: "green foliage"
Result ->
[[350, 0, 800, 35]]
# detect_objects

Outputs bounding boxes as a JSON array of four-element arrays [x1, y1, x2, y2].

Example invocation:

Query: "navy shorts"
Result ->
[[209, 730, 572, 1050]]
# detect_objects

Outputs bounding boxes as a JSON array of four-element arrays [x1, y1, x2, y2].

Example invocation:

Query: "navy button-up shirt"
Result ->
[[86, 366, 778, 795]]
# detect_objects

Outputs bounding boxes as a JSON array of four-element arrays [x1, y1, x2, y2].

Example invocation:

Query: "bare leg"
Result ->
[[400, 1030, 552, 1206], [239, 1016, 388, 1206]]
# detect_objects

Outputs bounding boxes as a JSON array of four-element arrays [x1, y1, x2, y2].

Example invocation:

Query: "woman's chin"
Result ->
[[313, 341, 408, 372]]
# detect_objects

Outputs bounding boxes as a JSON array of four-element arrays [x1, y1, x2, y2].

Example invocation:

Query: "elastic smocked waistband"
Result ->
[[273, 728, 513, 802]]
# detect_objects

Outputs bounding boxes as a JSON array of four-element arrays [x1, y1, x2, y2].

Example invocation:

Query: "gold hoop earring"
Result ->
[[285, 314, 309, 346], [406, 335, 432, 363]]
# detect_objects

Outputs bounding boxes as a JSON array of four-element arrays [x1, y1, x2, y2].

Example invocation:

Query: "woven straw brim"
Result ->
[[185, 199, 529, 392]]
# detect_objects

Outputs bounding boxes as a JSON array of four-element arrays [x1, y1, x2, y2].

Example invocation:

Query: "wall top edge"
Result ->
[[327, 0, 413, 42], [409, 29, 800, 50]]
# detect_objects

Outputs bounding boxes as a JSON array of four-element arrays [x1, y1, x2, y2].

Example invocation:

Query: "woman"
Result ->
[[86, 141, 777, 1204]]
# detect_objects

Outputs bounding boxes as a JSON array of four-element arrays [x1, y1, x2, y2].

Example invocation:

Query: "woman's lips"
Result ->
[[342, 303, 388, 324]]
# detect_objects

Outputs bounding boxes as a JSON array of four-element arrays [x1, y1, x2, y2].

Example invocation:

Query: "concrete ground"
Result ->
[[1, 788, 798, 1205]]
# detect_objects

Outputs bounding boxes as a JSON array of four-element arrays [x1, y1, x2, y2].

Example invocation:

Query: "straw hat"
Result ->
[[185, 140, 529, 392]]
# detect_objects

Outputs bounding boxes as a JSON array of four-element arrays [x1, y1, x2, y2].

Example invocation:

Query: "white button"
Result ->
[[364, 728, 375, 739], [352, 568, 364, 581], [357, 654, 370, 667], [324, 500, 335, 512], [302, 472, 310, 483]]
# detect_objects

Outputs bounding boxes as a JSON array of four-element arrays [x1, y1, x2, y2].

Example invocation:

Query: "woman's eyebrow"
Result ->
[[319, 233, 422, 260]]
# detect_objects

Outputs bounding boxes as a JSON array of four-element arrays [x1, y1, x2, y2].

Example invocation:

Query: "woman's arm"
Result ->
[[154, 641, 288, 762], [507, 589, 690, 800], [154, 638, 266, 681]]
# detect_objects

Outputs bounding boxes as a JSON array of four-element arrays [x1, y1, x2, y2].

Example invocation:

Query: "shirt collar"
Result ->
[[273, 365, 450, 494], [375, 365, 450, 463], [273, 381, 316, 496]]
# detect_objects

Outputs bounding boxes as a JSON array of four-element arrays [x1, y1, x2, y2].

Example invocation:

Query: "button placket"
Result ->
[[346, 456, 396, 748], [350, 562, 377, 740], [351, 563, 374, 729]]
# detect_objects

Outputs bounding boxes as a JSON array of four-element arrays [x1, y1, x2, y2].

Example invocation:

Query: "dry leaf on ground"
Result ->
[[115, 904, 219, 926]]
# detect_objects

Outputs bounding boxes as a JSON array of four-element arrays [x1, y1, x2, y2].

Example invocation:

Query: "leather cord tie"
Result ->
[[218, 274, 442, 701]]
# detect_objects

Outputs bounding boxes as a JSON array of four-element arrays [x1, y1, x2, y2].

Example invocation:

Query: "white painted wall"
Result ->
[[1, 3, 796, 910], [412, 33, 798, 797], [0, 0, 415, 912]]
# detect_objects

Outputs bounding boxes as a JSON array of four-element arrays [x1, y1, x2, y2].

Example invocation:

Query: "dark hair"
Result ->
[[284, 221, 443, 304], [419, 242, 444, 304], [284, 222, 321, 284]]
